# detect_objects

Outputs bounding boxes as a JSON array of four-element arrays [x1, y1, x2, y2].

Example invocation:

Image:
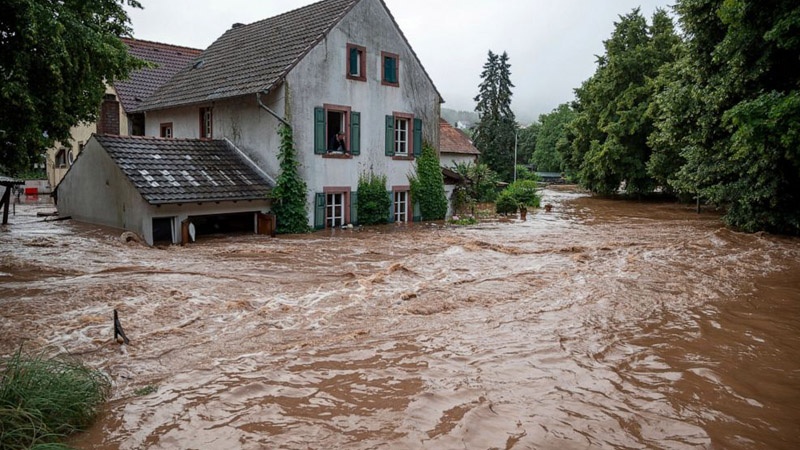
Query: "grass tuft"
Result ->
[[0, 348, 110, 450]]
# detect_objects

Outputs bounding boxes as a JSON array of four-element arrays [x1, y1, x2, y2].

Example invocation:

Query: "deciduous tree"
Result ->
[[0, 0, 146, 175]]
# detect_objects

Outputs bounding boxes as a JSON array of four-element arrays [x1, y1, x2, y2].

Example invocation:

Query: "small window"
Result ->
[[55, 148, 67, 168], [347, 44, 366, 81], [160, 123, 173, 138], [394, 117, 409, 156], [199, 107, 212, 139], [381, 51, 399, 86], [394, 190, 409, 223], [314, 105, 360, 155], [326, 192, 345, 228], [386, 113, 419, 157]]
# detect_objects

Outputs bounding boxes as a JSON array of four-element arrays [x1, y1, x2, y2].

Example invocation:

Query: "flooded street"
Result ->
[[2, 187, 799, 449]]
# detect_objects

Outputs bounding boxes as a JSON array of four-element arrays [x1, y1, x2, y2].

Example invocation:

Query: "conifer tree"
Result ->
[[473, 51, 517, 182]]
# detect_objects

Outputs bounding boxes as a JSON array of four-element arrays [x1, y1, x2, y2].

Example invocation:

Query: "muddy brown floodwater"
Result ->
[[2, 187, 800, 449]]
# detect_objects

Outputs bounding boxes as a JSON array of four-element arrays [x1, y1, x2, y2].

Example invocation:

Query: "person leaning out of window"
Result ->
[[328, 131, 348, 154]]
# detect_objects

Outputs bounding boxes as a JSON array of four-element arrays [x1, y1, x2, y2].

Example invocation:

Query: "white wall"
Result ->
[[142, 0, 442, 227], [440, 153, 478, 170]]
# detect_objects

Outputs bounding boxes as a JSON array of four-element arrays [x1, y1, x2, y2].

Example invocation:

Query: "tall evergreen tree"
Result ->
[[0, 0, 146, 175], [473, 51, 517, 182]]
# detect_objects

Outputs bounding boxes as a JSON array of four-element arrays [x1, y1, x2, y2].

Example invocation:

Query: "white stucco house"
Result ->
[[136, 0, 443, 229]]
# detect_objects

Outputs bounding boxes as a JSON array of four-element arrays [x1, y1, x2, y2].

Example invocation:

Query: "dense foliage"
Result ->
[[356, 171, 391, 225], [549, 1, 799, 234], [654, 0, 800, 233], [530, 103, 575, 173], [568, 8, 681, 195], [0, 349, 110, 449], [473, 50, 517, 182], [450, 162, 499, 214], [272, 125, 310, 234], [495, 180, 541, 215], [0, 0, 146, 175], [409, 142, 448, 220]]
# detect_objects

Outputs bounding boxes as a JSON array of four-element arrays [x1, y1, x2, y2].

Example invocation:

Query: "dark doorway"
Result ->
[[152, 217, 174, 244], [189, 212, 255, 238]]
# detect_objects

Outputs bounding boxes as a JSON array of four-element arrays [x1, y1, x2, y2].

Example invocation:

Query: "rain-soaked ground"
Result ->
[[1, 187, 799, 450]]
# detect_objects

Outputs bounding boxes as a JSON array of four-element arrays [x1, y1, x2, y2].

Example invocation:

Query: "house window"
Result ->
[[314, 105, 360, 155], [326, 192, 345, 228], [395, 117, 409, 156], [55, 148, 67, 168], [200, 107, 213, 138], [381, 51, 399, 86], [394, 190, 409, 223], [385, 113, 421, 158], [347, 43, 366, 81], [160, 123, 173, 138]]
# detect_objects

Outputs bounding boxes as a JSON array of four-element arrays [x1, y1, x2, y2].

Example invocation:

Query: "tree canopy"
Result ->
[[530, 103, 575, 173], [0, 0, 146, 175], [473, 50, 517, 182]]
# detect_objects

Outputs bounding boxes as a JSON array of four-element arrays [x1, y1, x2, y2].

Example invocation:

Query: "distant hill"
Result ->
[[441, 108, 479, 128]]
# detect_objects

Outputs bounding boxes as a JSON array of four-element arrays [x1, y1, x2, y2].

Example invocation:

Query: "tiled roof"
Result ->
[[136, 0, 360, 111], [439, 119, 480, 155], [94, 135, 273, 205], [114, 38, 202, 113]]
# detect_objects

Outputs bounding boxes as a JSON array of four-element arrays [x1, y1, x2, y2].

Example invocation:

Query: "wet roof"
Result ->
[[439, 119, 480, 155], [136, 0, 360, 111], [114, 38, 203, 113], [94, 135, 273, 205]]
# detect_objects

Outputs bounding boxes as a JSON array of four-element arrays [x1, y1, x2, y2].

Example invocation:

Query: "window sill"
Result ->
[[323, 152, 353, 159], [391, 155, 414, 161], [382, 80, 400, 87], [347, 75, 367, 82]]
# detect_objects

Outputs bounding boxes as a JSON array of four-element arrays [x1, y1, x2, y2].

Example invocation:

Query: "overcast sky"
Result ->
[[125, 0, 675, 124]]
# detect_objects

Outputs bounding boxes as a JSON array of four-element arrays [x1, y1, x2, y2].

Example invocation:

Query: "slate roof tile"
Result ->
[[114, 39, 203, 113], [136, 0, 360, 111], [439, 119, 480, 155], [95, 135, 273, 205]]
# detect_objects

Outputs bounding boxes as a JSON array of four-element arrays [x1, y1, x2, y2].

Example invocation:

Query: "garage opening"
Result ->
[[189, 212, 255, 239], [152, 217, 175, 244]]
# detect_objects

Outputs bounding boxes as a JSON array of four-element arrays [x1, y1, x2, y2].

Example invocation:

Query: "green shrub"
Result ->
[[507, 179, 541, 208], [357, 171, 391, 225], [495, 191, 518, 214], [0, 349, 110, 450]]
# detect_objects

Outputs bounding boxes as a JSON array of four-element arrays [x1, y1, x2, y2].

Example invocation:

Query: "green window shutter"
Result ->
[[349, 47, 358, 75], [314, 193, 326, 229], [385, 115, 395, 156], [350, 111, 361, 155], [314, 107, 326, 154], [385, 57, 397, 83], [413, 118, 423, 157], [387, 190, 395, 223], [350, 191, 358, 225]]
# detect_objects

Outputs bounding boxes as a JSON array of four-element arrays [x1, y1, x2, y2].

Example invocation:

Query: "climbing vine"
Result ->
[[409, 142, 448, 220], [271, 124, 310, 234]]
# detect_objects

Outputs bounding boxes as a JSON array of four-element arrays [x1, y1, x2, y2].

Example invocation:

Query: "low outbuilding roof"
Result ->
[[439, 119, 480, 155], [93, 135, 273, 205]]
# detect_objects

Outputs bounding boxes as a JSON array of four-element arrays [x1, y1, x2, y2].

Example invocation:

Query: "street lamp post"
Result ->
[[513, 129, 518, 182]]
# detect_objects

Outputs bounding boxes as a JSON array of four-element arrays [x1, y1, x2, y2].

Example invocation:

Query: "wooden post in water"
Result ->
[[113, 309, 130, 345]]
